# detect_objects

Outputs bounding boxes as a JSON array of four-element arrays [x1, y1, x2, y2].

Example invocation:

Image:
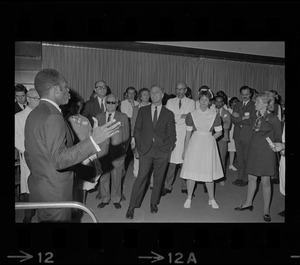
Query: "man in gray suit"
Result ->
[[95, 94, 130, 209], [24, 69, 120, 222]]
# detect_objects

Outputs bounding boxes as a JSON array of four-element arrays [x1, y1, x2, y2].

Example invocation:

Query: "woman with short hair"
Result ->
[[234, 91, 282, 222]]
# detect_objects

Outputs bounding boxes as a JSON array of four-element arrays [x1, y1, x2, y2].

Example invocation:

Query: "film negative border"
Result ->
[[5, 1, 300, 264]]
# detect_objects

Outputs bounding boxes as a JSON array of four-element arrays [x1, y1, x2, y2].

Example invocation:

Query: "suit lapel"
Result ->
[[155, 106, 165, 128], [94, 97, 102, 114]]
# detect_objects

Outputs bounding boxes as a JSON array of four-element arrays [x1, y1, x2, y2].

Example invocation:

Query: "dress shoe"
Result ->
[[126, 207, 135, 219], [113, 203, 122, 209], [97, 202, 109, 208], [161, 188, 171, 196], [184, 198, 191, 208], [237, 180, 248, 187], [150, 204, 158, 213], [229, 165, 237, 171], [181, 189, 188, 194], [208, 199, 219, 209], [234, 205, 253, 211], [263, 214, 271, 222], [278, 210, 285, 217], [232, 179, 241, 186]]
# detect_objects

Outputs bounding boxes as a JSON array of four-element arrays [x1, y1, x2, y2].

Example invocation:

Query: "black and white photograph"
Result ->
[[7, 1, 300, 264], [14, 41, 285, 223]]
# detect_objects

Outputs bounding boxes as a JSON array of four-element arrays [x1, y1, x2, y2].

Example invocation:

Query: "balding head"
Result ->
[[26, 88, 40, 109], [176, 82, 187, 89], [27, 88, 39, 98], [176, 81, 187, 99]]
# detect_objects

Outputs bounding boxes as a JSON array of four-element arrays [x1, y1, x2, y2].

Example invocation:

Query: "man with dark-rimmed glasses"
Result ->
[[82, 80, 109, 127]]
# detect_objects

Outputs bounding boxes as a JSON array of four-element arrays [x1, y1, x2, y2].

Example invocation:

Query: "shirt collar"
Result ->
[[106, 111, 115, 118], [98, 96, 106, 102], [18, 102, 26, 108], [243, 100, 250, 105], [151, 103, 162, 110], [40, 98, 61, 113]]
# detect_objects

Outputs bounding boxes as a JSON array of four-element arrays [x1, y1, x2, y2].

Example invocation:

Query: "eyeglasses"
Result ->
[[27, 96, 40, 100], [106, 101, 117, 104], [95, 86, 107, 89]]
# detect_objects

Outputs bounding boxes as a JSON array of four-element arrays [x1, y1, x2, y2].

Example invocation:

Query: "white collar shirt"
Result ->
[[151, 104, 163, 121], [106, 111, 115, 122], [40, 98, 61, 113]]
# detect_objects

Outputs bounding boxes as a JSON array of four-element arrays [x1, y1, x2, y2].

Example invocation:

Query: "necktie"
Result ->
[[179, 99, 182, 109], [23, 104, 26, 109], [153, 107, 158, 127], [100, 98, 104, 111], [242, 102, 246, 109], [216, 109, 220, 114], [107, 113, 112, 122]]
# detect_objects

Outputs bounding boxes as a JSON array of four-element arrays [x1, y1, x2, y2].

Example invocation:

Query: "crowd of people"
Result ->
[[15, 68, 285, 223]]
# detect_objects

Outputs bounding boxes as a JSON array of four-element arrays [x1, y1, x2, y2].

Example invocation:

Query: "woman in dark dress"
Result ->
[[234, 91, 282, 222]]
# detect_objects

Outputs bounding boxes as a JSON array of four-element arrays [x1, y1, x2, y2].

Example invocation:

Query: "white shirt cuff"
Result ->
[[90, 136, 101, 152], [214, 125, 222, 132]]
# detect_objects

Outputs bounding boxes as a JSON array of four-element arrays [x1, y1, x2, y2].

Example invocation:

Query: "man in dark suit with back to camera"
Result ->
[[24, 69, 121, 222], [231, 86, 256, 187], [126, 85, 176, 219]]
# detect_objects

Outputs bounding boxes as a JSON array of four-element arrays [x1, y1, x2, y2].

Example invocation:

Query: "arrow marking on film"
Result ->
[[7, 250, 33, 262], [138, 251, 164, 263]]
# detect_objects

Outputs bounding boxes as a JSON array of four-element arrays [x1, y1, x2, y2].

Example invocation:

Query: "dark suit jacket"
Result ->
[[134, 105, 176, 156], [15, 101, 26, 114], [82, 97, 105, 127], [96, 111, 130, 159], [231, 100, 256, 141], [24, 100, 98, 203]]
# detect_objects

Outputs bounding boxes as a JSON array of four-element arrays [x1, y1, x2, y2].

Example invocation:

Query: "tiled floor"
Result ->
[[15, 160, 285, 223]]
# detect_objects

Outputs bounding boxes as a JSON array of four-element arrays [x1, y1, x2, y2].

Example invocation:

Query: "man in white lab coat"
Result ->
[[15, 88, 40, 222], [161, 82, 195, 195]]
